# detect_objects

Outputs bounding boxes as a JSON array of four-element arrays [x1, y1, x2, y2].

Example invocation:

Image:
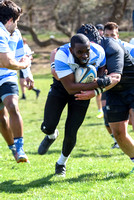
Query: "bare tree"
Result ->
[[13, 0, 132, 47], [54, 0, 82, 37], [107, 0, 128, 24]]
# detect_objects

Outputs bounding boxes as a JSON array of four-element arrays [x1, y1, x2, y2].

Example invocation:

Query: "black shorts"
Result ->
[[0, 82, 19, 110], [19, 70, 24, 78], [101, 91, 106, 101], [43, 78, 90, 133], [106, 88, 134, 122], [49, 78, 90, 108]]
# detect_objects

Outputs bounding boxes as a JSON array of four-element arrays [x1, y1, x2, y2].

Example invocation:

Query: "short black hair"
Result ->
[[71, 33, 90, 48], [77, 24, 102, 44], [0, 0, 22, 24]]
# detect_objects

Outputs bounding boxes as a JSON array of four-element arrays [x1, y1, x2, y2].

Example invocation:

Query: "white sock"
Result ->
[[48, 129, 59, 139], [111, 133, 117, 143], [57, 153, 70, 166], [98, 109, 102, 112]]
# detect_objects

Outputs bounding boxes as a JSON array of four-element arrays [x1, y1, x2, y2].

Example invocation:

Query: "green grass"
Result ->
[[23, 32, 69, 42], [0, 73, 134, 200], [119, 31, 134, 42]]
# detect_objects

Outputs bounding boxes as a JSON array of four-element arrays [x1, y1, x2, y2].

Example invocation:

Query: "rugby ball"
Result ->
[[75, 64, 97, 83]]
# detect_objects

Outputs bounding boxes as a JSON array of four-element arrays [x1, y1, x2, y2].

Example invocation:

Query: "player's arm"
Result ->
[[74, 72, 120, 100], [75, 41, 124, 100], [55, 55, 111, 95], [0, 52, 30, 70], [60, 72, 112, 95], [50, 48, 60, 80]]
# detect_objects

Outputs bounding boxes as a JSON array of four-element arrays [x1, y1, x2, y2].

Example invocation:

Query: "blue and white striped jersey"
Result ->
[[0, 22, 24, 85], [118, 39, 134, 57], [55, 42, 106, 79]]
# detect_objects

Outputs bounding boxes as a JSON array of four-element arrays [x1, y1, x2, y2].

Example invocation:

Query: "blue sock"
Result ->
[[8, 144, 16, 150]]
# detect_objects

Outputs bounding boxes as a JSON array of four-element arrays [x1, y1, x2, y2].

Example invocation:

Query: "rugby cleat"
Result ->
[[38, 129, 59, 155], [55, 162, 66, 177], [14, 138, 29, 163]]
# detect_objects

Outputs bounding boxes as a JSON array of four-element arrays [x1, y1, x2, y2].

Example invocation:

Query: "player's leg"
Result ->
[[32, 88, 41, 99], [55, 98, 90, 176], [103, 105, 119, 149], [106, 94, 134, 172], [102, 93, 119, 149], [0, 106, 18, 161], [19, 70, 26, 99], [2, 82, 28, 163], [38, 94, 67, 155], [0, 106, 14, 145], [109, 120, 134, 157], [96, 94, 103, 118], [128, 108, 134, 130]]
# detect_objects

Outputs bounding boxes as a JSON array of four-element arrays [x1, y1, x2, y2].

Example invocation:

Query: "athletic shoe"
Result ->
[[96, 111, 104, 119], [38, 135, 55, 155], [16, 151, 29, 163], [111, 142, 120, 149], [38, 129, 59, 155], [36, 89, 40, 99], [14, 138, 29, 163], [55, 162, 66, 177], [10, 146, 29, 163], [9, 145, 18, 161]]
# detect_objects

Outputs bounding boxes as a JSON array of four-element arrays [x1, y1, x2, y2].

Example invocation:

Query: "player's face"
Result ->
[[104, 29, 119, 40], [71, 42, 90, 65], [98, 29, 104, 37], [7, 17, 20, 34]]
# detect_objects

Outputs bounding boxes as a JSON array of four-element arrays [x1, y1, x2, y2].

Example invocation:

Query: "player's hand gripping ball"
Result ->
[[75, 64, 97, 83]]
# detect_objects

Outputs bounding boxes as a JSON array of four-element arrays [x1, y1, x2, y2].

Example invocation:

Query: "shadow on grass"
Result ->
[[0, 171, 129, 194], [73, 152, 124, 158], [27, 149, 61, 155], [82, 122, 104, 127]]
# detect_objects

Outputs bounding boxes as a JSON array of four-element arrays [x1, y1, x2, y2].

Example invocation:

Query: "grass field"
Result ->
[[0, 73, 134, 200]]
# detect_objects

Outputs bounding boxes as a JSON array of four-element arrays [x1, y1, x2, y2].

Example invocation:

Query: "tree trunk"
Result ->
[[18, 24, 66, 47], [108, 0, 128, 24]]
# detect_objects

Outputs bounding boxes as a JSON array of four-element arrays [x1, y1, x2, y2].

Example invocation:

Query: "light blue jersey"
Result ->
[[55, 42, 106, 79], [118, 39, 134, 58], [0, 22, 24, 85]]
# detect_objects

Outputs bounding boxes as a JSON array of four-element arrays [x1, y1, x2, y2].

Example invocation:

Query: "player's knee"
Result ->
[[6, 101, 18, 114], [40, 122, 54, 135]]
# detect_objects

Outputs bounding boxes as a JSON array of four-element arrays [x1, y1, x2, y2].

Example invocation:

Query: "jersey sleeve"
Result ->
[[15, 30, 25, 61], [97, 44, 106, 68], [103, 38, 124, 75], [89, 43, 106, 71], [120, 40, 134, 58], [0, 35, 10, 53], [55, 45, 73, 79]]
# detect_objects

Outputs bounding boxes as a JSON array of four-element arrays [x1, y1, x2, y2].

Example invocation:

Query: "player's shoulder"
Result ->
[[120, 39, 134, 49], [0, 23, 9, 40], [13, 29, 22, 38], [57, 43, 70, 57], [102, 37, 123, 54], [90, 42, 105, 53]]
